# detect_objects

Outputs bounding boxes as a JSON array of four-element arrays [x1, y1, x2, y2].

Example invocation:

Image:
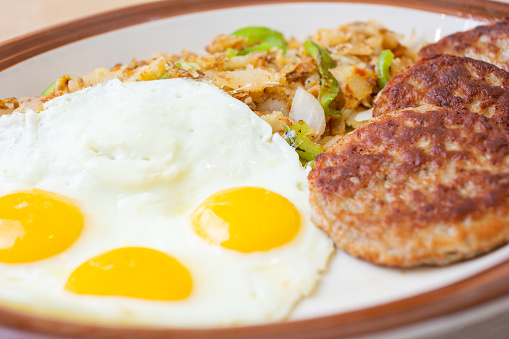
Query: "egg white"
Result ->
[[0, 79, 333, 327]]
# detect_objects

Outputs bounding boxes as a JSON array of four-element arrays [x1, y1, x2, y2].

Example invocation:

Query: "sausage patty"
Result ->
[[418, 19, 509, 72], [373, 54, 509, 129], [308, 104, 509, 267]]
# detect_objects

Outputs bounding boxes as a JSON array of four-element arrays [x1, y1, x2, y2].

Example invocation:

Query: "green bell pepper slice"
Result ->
[[377, 49, 394, 89], [303, 40, 341, 116], [231, 26, 287, 55], [283, 121, 323, 162]]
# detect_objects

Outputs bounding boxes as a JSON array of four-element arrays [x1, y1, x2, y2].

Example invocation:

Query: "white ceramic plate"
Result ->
[[1, 1, 509, 338]]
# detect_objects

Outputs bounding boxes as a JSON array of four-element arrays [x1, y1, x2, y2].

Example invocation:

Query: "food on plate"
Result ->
[[0, 20, 416, 164], [372, 54, 509, 129], [418, 18, 509, 72], [308, 104, 509, 267], [1, 17, 508, 329], [0, 78, 333, 326], [377, 49, 395, 89]]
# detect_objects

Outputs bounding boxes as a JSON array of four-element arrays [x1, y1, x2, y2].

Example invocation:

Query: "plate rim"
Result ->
[[1, 0, 509, 338], [1, 0, 509, 71]]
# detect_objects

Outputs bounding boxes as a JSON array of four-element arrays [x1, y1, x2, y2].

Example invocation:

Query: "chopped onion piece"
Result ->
[[289, 87, 326, 137], [354, 108, 373, 122], [322, 135, 343, 149]]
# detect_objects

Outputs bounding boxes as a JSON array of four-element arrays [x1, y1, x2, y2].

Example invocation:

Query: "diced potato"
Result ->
[[328, 115, 346, 135], [212, 69, 280, 92], [206, 34, 246, 54], [0, 97, 18, 116], [68, 68, 116, 92], [128, 57, 168, 81], [258, 111, 293, 134], [330, 64, 376, 108]]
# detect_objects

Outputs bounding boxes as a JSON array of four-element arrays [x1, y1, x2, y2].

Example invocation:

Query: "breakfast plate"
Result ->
[[1, 0, 509, 338]]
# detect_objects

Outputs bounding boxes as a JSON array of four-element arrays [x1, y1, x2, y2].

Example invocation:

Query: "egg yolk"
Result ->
[[191, 187, 300, 253], [65, 247, 192, 301], [0, 189, 83, 263]]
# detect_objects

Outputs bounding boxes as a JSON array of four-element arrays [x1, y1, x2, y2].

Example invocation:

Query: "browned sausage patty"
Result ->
[[419, 19, 509, 72], [372, 54, 509, 129], [308, 104, 509, 267]]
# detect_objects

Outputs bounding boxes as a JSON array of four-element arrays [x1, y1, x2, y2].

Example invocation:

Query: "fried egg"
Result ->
[[0, 78, 333, 327]]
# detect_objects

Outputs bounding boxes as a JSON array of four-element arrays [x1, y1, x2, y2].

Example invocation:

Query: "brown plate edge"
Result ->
[[1, 0, 509, 338], [2, 252, 509, 339], [1, 0, 509, 72]]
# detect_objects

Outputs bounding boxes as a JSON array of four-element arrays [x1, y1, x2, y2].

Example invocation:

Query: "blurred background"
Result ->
[[0, 0, 509, 43], [0, 0, 154, 43]]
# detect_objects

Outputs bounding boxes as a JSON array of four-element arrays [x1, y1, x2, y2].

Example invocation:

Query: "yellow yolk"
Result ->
[[191, 187, 300, 253], [65, 247, 192, 301], [0, 189, 83, 263]]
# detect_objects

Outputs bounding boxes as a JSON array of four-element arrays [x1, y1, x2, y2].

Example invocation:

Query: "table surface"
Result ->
[[0, 0, 156, 43]]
